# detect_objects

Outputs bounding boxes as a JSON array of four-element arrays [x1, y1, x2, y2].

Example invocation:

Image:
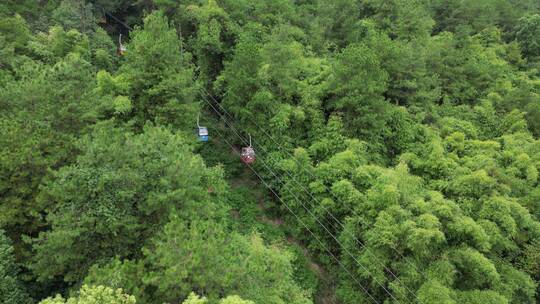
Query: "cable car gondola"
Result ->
[[117, 34, 127, 56], [241, 134, 256, 164], [196, 114, 209, 142]]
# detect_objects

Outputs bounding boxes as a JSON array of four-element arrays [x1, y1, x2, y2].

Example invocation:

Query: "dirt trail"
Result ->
[[226, 145, 337, 304]]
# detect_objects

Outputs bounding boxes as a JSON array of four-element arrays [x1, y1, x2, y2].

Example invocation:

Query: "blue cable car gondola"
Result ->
[[198, 126, 209, 142], [196, 114, 209, 142]]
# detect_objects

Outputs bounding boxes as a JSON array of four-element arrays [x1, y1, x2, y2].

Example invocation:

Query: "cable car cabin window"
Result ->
[[197, 127, 209, 142], [241, 147, 256, 164]]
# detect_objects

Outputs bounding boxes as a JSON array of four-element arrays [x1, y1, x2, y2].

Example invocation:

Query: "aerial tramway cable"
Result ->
[[198, 88, 418, 301], [198, 87, 424, 303], [103, 11, 134, 31], [199, 92, 403, 304], [204, 107, 381, 304]]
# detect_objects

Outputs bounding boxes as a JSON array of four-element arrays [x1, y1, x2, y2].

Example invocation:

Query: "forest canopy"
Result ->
[[1, 1, 540, 304]]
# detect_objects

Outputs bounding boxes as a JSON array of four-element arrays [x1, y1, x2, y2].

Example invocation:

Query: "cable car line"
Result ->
[[103, 11, 134, 31], [199, 88, 419, 303], [210, 88, 430, 286], [206, 114, 381, 304], [199, 85, 427, 297], [202, 95, 398, 303], [199, 92, 403, 304]]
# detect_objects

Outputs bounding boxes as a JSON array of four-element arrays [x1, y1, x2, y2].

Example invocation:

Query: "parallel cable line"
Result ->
[[199, 92, 403, 304], [208, 122, 381, 304], [210, 86, 429, 280], [198, 88, 420, 302], [103, 11, 134, 31]]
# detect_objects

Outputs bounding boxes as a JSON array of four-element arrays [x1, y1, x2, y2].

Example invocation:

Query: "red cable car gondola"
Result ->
[[241, 134, 256, 164]]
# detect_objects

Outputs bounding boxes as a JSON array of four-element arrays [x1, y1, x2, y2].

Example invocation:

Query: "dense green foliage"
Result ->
[[0, 230, 31, 304], [1, 0, 540, 303]]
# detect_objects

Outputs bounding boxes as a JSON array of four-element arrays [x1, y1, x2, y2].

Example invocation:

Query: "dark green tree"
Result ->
[[29, 123, 227, 283], [0, 230, 31, 304], [515, 14, 540, 59], [0, 49, 98, 244], [85, 217, 312, 304], [108, 10, 198, 131]]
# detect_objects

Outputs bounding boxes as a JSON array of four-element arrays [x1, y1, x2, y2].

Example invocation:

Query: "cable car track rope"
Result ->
[[103, 11, 134, 31], [203, 103, 381, 304], [198, 90, 408, 304], [197, 87, 423, 303], [199, 85, 429, 291]]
